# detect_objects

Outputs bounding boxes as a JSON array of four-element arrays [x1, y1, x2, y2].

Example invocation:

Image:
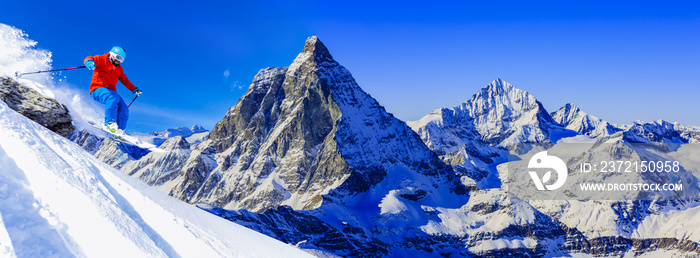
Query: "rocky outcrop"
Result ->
[[69, 129, 154, 172], [93, 138, 149, 169], [0, 77, 74, 136], [202, 205, 390, 257], [69, 130, 105, 154], [158, 136, 191, 151], [120, 136, 192, 186]]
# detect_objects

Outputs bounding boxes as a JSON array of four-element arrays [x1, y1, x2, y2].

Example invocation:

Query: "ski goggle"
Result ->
[[110, 52, 125, 63]]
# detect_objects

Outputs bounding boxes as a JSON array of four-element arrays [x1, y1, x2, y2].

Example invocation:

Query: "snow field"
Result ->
[[0, 99, 312, 257]]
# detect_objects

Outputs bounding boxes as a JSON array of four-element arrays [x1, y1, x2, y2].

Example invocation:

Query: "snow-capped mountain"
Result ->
[[114, 36, 482, 256], [130, 36, 461, 213], [404, 78, 700, 256], [550, 102, 699, 144], [408, 78, 571, 155], [551, 103, 622, 138], [406, 79, 573, 188]]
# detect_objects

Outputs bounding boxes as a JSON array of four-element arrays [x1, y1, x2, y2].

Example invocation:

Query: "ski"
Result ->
[[88, 121, 165, 153]]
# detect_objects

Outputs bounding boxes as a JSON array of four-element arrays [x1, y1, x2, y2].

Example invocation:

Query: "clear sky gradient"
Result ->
[[3, 1, 699, 133]]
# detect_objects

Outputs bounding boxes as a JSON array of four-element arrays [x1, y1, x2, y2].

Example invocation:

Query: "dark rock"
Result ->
[[0, 77, 74, 136], [159, 136, 190, 151], [201, 205, 390, 257]]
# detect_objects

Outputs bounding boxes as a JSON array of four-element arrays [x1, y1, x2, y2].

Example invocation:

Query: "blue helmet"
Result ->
[[109, 46, 126, 63]]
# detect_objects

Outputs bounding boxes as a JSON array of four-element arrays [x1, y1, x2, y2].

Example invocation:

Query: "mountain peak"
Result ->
[[469, 78, 531, 107], [159, 136, 191, 151], [552, 103, 621, 138], [190, 125, 207, 133], [301, 36, 333, 61], [288, 36, 336, 75], [558, 103, 583, 116], [482, 78, 514, 95], [563, 103, 580, 111], [414, 79, 564, 154]]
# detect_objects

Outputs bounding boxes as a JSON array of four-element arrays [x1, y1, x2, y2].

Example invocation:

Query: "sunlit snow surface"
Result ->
[[0, 100, 311, 257], [0, 23, 311, 257]]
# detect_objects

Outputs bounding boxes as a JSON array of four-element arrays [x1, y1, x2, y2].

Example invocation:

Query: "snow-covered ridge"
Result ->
[[551, 103, 621, 138], [621, 119, 700, 144], [0, 100, 311, 257]]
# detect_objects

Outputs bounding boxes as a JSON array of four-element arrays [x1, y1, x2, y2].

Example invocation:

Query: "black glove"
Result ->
[[132, 88, 142, 96]]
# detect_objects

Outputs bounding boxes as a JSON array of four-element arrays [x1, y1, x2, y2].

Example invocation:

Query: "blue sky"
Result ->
[[3, 1, 699, 133]]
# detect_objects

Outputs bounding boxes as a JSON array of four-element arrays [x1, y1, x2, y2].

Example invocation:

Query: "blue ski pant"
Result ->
[[91, 87, 129, 130]]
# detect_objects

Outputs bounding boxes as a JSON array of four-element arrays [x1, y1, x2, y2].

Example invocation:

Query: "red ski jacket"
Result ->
[[84, 53, 137, 93]]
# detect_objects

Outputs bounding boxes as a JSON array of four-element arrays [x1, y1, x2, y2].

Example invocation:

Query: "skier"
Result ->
[[84, 46, 142, 135]]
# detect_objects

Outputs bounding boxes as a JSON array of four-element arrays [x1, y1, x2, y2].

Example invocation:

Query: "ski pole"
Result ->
[[15, 65, 87, 78], [127, 95, 138, 108]]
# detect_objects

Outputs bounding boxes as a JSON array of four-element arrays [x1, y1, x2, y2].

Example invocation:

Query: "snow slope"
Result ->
[[0, 100, 311, 257]]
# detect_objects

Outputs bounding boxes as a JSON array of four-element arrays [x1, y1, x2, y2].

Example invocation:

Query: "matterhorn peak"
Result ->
[[301, 36, 333, 62], [287, 36, 338, 77]]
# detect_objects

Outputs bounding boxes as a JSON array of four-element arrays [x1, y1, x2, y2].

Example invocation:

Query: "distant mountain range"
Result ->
[[132, 125, 209, 146]]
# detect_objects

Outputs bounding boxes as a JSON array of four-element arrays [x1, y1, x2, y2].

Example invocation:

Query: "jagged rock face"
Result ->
[[202, 205, 390, 257], [0, 77, 74, 136], [121, 136, 192, 187], [551, 103, 621, 138], [409, 79, 563, 155], [70, 129, 153, 172], [440, 142, 507, 188], [69, 130, 104, 154], [158, 135, 191, 150], [179, 36, 455, 212], [168, 149, 215, 201], [93, 138, 149, 169]]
